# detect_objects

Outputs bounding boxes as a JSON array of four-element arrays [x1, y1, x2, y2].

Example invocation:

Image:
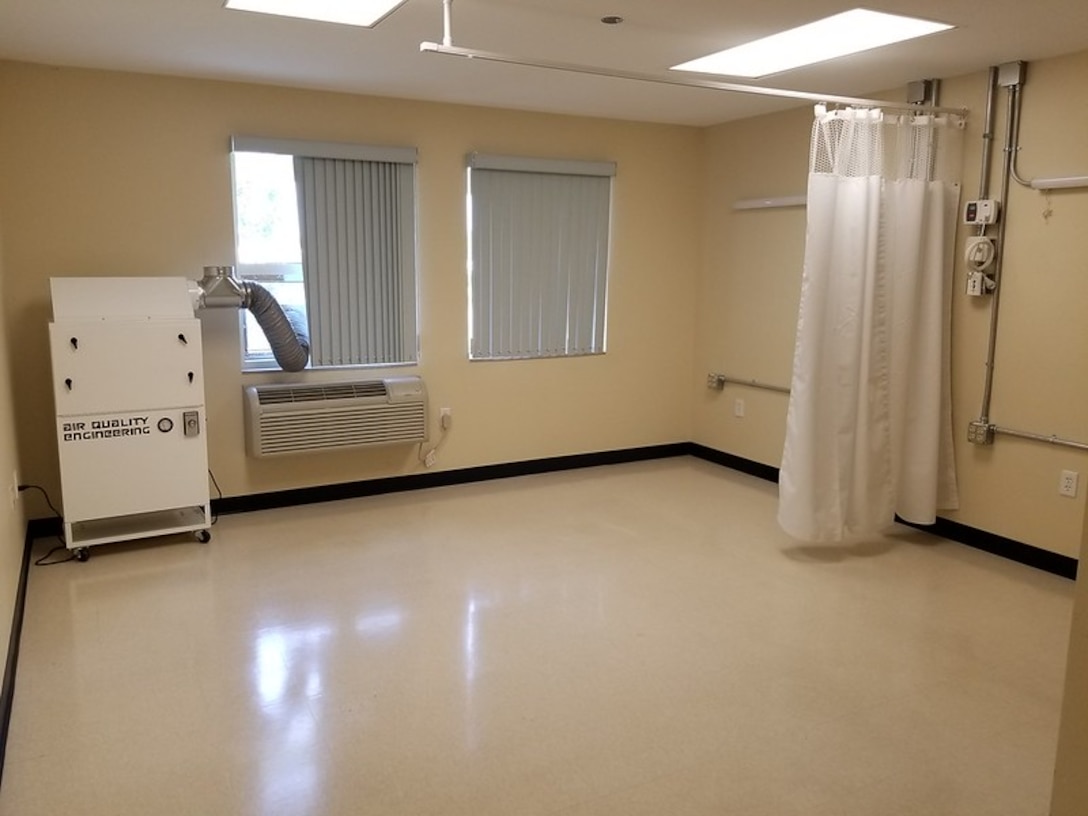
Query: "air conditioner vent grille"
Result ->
[[258, 403, 426, 455], [244, 377, 426, 457], [256, 381, 388, 405]]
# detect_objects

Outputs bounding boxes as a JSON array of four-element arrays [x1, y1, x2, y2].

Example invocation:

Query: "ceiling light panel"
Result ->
[[224, 0, 408, 28], [671, 9, 953, 78]]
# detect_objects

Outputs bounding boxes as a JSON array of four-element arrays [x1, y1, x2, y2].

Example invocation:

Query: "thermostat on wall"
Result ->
[[963, 199, 1000, 225]]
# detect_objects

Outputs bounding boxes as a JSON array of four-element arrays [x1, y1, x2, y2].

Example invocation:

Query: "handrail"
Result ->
[[711, 375, 791, 395]]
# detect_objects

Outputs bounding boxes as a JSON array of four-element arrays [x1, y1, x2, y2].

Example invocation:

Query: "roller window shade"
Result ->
[[469, 162, 611, 359]]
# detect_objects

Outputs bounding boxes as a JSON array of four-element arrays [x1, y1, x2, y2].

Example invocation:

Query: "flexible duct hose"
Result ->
[[242, 282, 311, 372]]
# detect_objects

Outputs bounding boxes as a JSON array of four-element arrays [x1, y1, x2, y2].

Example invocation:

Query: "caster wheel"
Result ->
[[74, 548, 90, 562], [195, 530, 211, 544]]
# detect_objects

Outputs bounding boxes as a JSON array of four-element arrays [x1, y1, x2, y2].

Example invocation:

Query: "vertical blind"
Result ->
[[469, 154, 613, 359], [294, 155, 417, 367]]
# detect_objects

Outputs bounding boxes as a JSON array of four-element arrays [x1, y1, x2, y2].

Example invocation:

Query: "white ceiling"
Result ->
[[2, 0, 1087, 126]]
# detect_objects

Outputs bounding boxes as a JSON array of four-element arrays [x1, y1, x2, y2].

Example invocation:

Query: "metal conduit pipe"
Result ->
[[1009, 80, 1088, 190], [977, 67, 999, 203], [978, 81, 1021, 424], [969, 64, 1087, 452], [992, 426, 1088, 452], [195, 266, 311, 372], [1010, 146, 1033, 188]]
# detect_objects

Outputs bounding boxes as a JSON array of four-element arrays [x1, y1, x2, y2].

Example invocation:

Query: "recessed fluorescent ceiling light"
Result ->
[[224, 0, 408, 28], [671, 8, 953, 78]]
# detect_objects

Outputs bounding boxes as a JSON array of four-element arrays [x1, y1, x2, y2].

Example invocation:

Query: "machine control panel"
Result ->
[[183, 411, 201, 437]]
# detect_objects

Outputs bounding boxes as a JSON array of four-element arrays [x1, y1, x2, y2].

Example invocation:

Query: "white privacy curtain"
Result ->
[[778, 107, 961, 542]]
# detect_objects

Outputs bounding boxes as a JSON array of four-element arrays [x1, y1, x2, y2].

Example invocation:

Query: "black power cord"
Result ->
[[19, 484, 75, 566], [24, 475, 221, 564], [208, 469, 223, 525]]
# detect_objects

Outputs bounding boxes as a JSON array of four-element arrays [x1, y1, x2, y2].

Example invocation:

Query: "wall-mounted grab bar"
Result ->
[[708, 374, 791, 394]]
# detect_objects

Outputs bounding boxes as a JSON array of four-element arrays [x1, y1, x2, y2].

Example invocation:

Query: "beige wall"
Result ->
[[1051, 499, 1088, 814], [694, 105, 810, 464], [694, 49, 1088, 557], [0, 218, 28, 664], [0, 53, 1084, 547], [0, 61, 702, 508]]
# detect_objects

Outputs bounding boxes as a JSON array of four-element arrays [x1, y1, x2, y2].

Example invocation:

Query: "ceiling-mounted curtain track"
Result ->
[[421, 2, 968, 117]]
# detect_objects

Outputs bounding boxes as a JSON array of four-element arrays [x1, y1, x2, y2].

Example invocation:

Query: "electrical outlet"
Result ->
[[1059, 470, 1079, 498], [8, 470, 18, 509], [440, 407, 452, 430], [733, 398, 745, 418]]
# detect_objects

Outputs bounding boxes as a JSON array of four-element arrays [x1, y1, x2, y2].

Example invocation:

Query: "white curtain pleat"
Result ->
[[778, 108, 960, 542], [884, 179, 961, 521]]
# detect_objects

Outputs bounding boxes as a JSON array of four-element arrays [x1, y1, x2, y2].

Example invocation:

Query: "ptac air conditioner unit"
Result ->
[[244, 376, 428, 457]]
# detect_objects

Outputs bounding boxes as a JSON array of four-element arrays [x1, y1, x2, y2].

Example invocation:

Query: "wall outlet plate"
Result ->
[[1060, 470, 1079, 498]]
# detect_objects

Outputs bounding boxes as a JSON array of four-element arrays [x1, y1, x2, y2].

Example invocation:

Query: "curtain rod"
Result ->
[[418, 42, 969, 117]]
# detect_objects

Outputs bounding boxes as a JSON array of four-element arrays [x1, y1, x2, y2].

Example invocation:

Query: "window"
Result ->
[[230, 137, 418, 369], [467, 154, 614, 360]]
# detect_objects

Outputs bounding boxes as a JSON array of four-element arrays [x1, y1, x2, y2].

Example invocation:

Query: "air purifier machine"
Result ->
[[48, 277, 212, 561]]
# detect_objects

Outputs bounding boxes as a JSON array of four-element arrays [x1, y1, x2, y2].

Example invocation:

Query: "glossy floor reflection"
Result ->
[[1, 458, 1074, 815]]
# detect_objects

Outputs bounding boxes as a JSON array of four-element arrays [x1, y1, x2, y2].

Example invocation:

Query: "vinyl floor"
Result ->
[[0, 458, 1074, 815]]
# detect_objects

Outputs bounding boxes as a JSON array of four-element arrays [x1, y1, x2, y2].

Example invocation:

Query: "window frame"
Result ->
[[229, 136, 420, 372], [466, 152, 615, 362]]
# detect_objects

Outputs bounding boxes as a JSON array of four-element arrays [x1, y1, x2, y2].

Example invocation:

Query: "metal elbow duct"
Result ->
[[195, 266, 311, 372]]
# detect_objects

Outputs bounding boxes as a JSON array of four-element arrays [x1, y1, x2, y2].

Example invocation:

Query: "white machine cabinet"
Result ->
[[49, 277, 211, 560]]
